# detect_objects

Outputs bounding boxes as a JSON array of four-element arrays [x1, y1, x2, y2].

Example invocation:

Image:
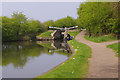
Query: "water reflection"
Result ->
[[37, 40, 71, 54], [2, 42, 44, 68], [2, 40, 71, 78]]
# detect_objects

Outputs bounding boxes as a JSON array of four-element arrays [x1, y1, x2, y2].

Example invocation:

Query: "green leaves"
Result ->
[[44, 20, 54, 28], [2, 12, 47, 41], [54, 16, 76, 28], [77, 2, 119, 37]]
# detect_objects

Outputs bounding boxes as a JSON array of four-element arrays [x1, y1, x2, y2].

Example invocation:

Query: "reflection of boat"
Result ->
[[36, 40, 71, 54]]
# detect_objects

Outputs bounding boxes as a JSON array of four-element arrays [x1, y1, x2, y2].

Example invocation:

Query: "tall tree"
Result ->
[[12, 12, 28, 40], [77, 2, 119, 37], [28, 20, 46, 39]]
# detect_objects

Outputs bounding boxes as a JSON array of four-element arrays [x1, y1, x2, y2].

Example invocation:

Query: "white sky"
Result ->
[[2, 2, 81, 22], [1, 0, 86, 2], [1, 0, 119, 2]]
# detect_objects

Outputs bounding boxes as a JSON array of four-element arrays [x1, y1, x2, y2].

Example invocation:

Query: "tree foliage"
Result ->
[[77, 2, 119, 37], [2, 2, 120, 41], [28, 20, 47, 39], [2, 12, 47, 41], [54, 16, 76, 28], [44, 20, 54, 28]]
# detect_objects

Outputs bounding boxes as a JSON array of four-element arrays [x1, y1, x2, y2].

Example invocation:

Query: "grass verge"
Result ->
[[107, 42, 120, 55], [84, 35, 117, 43], [37, 31, 53, 37], [35, 31, 91, 78]]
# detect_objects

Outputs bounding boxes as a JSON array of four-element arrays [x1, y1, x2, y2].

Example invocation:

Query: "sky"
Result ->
[[2, 2, 81, 22]]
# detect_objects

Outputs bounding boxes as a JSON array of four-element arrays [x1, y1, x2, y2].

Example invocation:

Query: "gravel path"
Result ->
[[75, 30, 119, 78]]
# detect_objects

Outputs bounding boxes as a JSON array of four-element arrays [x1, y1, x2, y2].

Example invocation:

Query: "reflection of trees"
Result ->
[[2, 41, 71, 68], [2, 41, 47, 68]]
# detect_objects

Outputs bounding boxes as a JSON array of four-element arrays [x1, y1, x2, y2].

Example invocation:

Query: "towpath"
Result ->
[[75, 30, 119, 78]]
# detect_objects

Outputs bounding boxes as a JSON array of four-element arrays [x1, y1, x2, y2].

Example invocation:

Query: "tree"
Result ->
[[12, 12, 28, 40], [54, 16, 76, 28], [2, 12, 47, 41], [77, 2, 119, 37], [2, 16, 18, 41], [28, 20, 46, 39], [44, 20, 54, 28]]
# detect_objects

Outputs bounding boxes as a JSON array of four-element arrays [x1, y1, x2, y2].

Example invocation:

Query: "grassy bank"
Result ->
[[107, 42, 120, 55], [35, 31, 91, 78], [37, 31, 53, 37], [84, 35, 117, 43]]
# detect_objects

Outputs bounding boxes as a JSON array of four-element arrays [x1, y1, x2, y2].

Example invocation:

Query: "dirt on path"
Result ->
[[75, 30, 119, 78]]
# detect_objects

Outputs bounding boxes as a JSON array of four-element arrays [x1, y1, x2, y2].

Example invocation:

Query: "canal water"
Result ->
[[2, 40, 71, 78]]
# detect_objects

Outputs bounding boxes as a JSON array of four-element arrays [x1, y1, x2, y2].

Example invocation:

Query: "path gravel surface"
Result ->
[[75, 30, 119, 78]]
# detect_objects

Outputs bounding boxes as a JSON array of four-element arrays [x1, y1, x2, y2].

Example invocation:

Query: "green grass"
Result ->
[[84, 35, 117, 43], [107, 42, 120, 55], [35, 31, 91, 78], [37, 31, 53, 37]]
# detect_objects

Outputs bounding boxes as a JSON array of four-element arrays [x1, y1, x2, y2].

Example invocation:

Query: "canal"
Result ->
[[2, 40, 72, 78]]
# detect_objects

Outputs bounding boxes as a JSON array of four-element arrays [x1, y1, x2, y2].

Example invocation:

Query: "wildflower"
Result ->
[[73, 58, 75, 59], [72, 71, 74, 74], [75, 49, 77, 51]]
